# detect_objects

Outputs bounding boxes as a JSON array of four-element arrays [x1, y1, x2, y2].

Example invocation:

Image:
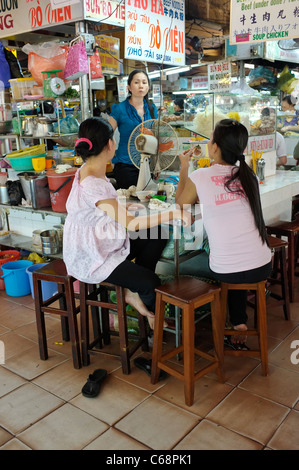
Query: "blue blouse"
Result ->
[[110, 97, 158, 165]]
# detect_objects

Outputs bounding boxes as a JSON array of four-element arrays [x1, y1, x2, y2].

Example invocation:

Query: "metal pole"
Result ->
[[75, 21, 90, 121]]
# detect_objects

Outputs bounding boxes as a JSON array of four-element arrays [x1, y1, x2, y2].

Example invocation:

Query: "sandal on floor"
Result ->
[[134, 357, 167, 381], [224, 336, 250, 351], [82, 369, 107, 398]]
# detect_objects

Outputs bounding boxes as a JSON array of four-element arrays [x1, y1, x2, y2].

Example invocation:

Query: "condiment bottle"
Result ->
[[157, 179, 166, 196]]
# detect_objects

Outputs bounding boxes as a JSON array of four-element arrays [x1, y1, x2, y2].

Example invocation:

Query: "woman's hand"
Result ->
[[179, 148, 193, 166], [173, 208, 194, 227]]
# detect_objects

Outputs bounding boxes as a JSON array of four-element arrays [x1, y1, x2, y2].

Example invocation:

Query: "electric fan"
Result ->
[[128, 119, 178, 192]]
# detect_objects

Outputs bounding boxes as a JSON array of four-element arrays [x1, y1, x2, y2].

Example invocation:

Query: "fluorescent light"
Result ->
[[165, 66, 190, 75], [148, 71, 161, 79], [173, 89, 208, 94], [245, 63, 255, 69]]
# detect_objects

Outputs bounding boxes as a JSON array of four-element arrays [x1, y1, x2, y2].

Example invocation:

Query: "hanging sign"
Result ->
[[125, 0, 185, 66], [117, 77, 128, 102], [192, 76, 208, 90], [84, 0, 125, 26], [230, 0, 299, 45], [95, 35, 120, 75], [0, 0, 83, 39], [208, 62, 231, 93]]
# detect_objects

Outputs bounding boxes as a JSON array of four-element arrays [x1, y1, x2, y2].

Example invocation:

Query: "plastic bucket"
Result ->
[[47, 168, 76, 212], [0, 250, 21, 290], [1, 260, 33, 297], [26, 263, 58, 301]]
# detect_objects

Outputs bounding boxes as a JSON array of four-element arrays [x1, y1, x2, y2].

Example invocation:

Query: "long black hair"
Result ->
[[75, 117, 114, 162], [212, 119, 268, 245], [127, 69, 155, 119]]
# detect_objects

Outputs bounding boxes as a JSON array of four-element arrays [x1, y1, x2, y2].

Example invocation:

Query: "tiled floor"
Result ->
[[0, 282, 299, 450]]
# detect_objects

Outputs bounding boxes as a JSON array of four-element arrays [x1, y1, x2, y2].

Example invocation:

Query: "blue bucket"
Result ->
[[26, 263, 58, 301], [1, 260, 33, 297]]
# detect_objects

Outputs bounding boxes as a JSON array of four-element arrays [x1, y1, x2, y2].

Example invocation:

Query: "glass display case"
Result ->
[[184, 92, 279, 147]]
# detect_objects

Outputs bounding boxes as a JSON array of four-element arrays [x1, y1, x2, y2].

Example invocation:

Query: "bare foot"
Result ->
[[147, 315, 168, 330], [231, 323, 248, 344], [124, 288, 155, 319]]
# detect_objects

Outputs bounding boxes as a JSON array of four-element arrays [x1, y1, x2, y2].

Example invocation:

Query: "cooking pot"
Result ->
[[33, 117, 53, 137], [22, 116, 35, 135], [0, 185, 9, 204]]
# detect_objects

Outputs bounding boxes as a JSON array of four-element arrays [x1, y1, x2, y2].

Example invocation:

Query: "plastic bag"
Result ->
[[0, 42, 11, 88], [23, 42, 68, 85], [4, 48, 23, 78], [248, 66, 276, 90], [52, 115, 80, 134], [6, 180, 25, 205], [89, 52, 103, 79], [64, 40, 88, 80]]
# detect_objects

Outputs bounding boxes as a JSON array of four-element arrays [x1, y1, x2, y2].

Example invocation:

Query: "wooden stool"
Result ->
[[266, 220, 299, 302], [80, 281, 149, 374], [151, 277, 224, 407], [267, 235, 290, 320], [32, 259, 81, 369], [221, 281, 268, 376]]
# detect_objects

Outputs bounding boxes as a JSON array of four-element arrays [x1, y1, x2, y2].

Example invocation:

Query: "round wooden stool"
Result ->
[[266, 220, 299, 302], [32, 259, 81, 369], [80, 281, 149, 375], [151, 277, 224, 407], [220, 280, 268, 376]]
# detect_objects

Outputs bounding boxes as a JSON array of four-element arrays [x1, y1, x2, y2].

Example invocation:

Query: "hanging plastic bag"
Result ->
[[22, 42, 68, 85], [64, 38, 88, 81], [89, 52, 103, 79], [0, 42, 11, 88]]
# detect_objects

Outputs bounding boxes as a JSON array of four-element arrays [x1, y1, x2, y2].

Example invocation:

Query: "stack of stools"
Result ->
[[266, 219, 299, 302], [266, 235, 290, 320], [151, 277, 224, 407], [80, 281, 149, 375], [32, 259, 81, 369], [221, 281, 268, 376]]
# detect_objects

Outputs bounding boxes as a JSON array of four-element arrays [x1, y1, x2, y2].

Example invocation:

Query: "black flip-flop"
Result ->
[[81, 369, 107, 398], [134, 357, 167, 381]]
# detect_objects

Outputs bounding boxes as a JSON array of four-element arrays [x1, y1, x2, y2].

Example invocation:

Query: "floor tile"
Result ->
[[0, 383, 63, 434], [84, 428, 150, 450], [18, 403, 108, 450], [33, 357, 122, 401], [269, 327, 299, 373], [0, 304, 36, 330], [154, 375, 233, 417], [0, 332, 36, 360], [267, 410, 299, 450], [0, 438, 32, 450], [0, 367, 26, 398], [115, 396, 199, 450], [174, 419, 263, 450], [71, 375, 150, 425], [3, 346, 69, 380], [0, 426, 13, 446], [207, 388, 289, 445], [240, 364, 299, 407]]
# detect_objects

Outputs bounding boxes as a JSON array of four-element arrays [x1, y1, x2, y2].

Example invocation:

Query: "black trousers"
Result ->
[[113, 163, 139, 189], [210, 261, 272, 326], [105, 235, 167, 312]]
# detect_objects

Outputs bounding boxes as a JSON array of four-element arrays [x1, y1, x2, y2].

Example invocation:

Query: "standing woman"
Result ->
[[175, 119, 272, 349], [109, 69, 158, 189]]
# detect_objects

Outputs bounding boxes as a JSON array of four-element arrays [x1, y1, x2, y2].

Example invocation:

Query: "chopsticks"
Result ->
[[251, 150, 263, 175]]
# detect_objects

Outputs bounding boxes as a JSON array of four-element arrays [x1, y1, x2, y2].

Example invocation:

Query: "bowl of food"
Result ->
[[136, 190, 156, 202]]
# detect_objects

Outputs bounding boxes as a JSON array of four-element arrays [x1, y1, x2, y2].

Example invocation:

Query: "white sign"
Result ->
[[247, 134, 276, 154], [208, 62, 231, 93], [117, 77, 128, 102], [230, 0, 299, 45], [125, 0, 185, 66], [265, 40, 299, 64], [0, 0, 83, 39], [192, 76, 208, 90], [84, 0, 125, 26]]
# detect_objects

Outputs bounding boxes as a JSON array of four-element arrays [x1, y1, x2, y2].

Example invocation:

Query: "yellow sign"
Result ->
[[95, 35, 120, 75]]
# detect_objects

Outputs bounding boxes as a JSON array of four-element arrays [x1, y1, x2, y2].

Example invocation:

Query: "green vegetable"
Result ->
[[64, 87, 80, 99]]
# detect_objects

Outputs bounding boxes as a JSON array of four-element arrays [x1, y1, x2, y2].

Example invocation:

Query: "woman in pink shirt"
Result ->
[[63, 117, 192, 329], [175, 119, 272, 349]]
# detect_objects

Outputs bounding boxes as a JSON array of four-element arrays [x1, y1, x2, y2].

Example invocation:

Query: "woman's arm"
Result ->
[[109, 115, 117, 131], [175, 149, 198, 208], [96, 198, 193, 230]]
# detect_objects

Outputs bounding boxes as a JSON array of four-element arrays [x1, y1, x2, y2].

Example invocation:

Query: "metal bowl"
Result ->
[[0, 121, 13, 134]]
